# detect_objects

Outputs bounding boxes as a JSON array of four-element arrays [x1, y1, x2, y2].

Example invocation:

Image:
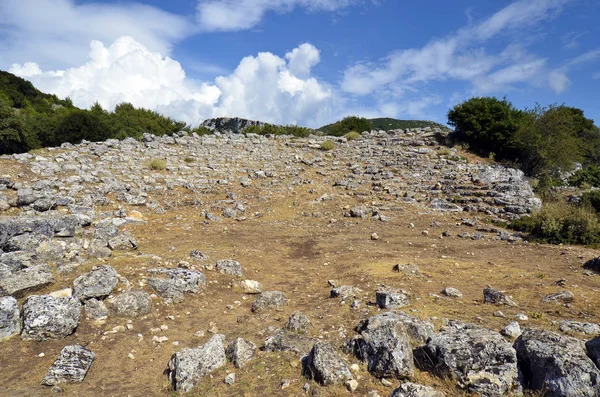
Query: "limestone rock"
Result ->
[[416, 321, 521, 396], [483, 286, 517, 306], [42, 345, 95, 386], [541, 291, 574, 304], [285, 311, 311, 334], [558, 320, 600, 335], [0, 264, 54, 297], [515, 328, 600, 397], [501, 322, 522, 338], [167, 334, 226, 392], [390, 382, 446, 397], [21, 295, 81, 340], [215, 259, 242, 276], [375, 289, 410, 309], [440, 287, 462, 298], [147, 268, 206, 303], [84, 298, 108, 321], [226, 338, 257, 368], [265, 329, 316, 357], [302, 342, 353, 386], [251, 291, 288, 313], [73, 265, 118, 301], [356, 312, 434, 346], [0, 296, 20, 340], [108, 290, 152, 317], [240, 279, 263, 294], [330, 285, 362, 300]]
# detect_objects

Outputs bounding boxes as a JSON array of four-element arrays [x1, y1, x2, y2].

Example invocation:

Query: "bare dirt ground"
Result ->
[[0, 148, 598, 397]]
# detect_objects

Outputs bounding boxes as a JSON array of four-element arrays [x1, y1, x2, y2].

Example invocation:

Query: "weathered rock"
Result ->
[[42, 345, 95, 386], [416, 322, 520, 396], [302, 342, 353, 385], [240, 279, 263, 294], [285, 311, 311, 334], [251, 291, 288, 313], [84, 298, 108, 321], [483, 286, 517, 306], [541, 291, 574, 304], [0, 264, 54, 297], [226, 338, 257, 368], [167, 334, 226, 392], [330, 285, 362, 300], [265, 329, 316, 356], [147, 268, 206, 303], [586, 336, 600, 369], [356, 312, 434, 345], [73, 265, 118, 301], [107, 232, 138, 250], [583, 256, 600, 274], [108, 290, 152, 317], [501, 322, 522, 338], [348, 313, 414, 378], [440, 287, 462, 298], [558, 320, 600, 335], [390, 382, 446, 397], [515, 328, 600, 397], [21, 295, 81, 340], [349, 206, 370, 218], [215, 259, 242, 276], [376, 289, 410, 309], [0, 296, 20, 340]]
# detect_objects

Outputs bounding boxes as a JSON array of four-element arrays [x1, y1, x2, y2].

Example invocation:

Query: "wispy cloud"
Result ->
[[549, 48, 600, 93], [561, 31, 588, 49]]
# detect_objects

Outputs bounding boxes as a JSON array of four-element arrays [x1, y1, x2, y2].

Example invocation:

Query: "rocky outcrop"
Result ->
[[515, 328, 600, 397], [226, 338, 256, 368], [390, 383, 446, 397], [302, 342, 353, 385], [200, 117, 266, 134], [0, 264, 54, 297]]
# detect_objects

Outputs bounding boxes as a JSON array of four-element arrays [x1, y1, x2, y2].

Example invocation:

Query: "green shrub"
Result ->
[[581, 190, 600, 213], [569, 165, 600, 188], [184, 156, 195, 163], [343, 131, 361, 141], [320, 140, 335, 151], [326, 116, 371, 137], [511, 200, 600, 245], [148, 158, 167, 170]]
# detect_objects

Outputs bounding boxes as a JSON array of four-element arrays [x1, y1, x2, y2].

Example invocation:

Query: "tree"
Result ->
[[328, 116, 372, 136], [0, 94, 28, 154], [55, 110, 111, 144]]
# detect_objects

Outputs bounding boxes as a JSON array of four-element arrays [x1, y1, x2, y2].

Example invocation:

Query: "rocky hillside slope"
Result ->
[[1, 127, 599, 396]]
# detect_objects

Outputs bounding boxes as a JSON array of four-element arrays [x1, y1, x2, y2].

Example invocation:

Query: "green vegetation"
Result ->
[[148, 158, 167, 170], [318, 116, 372, 136], [319, 140, 335, 151], [369, 117, 448, 131], [242, 123, 313, 137], [343, 131, 361, 141]]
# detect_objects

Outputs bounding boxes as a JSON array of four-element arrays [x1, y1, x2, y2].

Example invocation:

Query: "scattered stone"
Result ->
[[215, 259, 242, 276], [371, 233, 379, 240], [440, 287, 462, 298], [0, 296, 20, 340], [167, 334, 226, 392], [356, 312, 434, 346], [42, 345, 95, 386], [515, 328, 600, 397], [147, 268, 206, 303], [84, 298, 108, 321], [501, 322, 522, 338], [285, 311, 311, 334], [302, 342, 353, 385], [0, 264, 54, 297], [583, 256, 600, 274], [251, 291, 288, 313], [346, 379, 359, 392], [494, 310, 505, 318], [107, 232, 138, 251], [21, 295, 81, 340], [73, 265, 118, 301], [189, 250, 209, 261], [483, 286, 517, 306], [240, 280, 263, 294], [558, 320, 600, 335], [108, 290, 152, 317], [541, 291, 574, 304], [223, 373, 235, 385], [349, 206, 370, 218], [515, 313, 528, 321], [375, 289, 410, 309], [265, 329, 316, 357], [226, 338, 257, 368], [392, 263, 421, 277], [330, 285, 362, 300], [390, 382, 446, 397], [416, 321, 521, 396]]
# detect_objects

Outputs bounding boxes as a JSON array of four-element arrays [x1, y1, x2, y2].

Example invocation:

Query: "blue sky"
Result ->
[[0, 0, 599, 128]]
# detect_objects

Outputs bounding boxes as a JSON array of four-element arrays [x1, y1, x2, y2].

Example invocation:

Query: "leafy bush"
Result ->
[[148, 159, 167, 170], [511, 200, 600, 245], [243, 123, 312, 137], [320, 140, 335, 151], [581, 190, 600, 213], [343, 131, 361, 141], [322, 116, 371, 137], [569, 165, 600, 188]]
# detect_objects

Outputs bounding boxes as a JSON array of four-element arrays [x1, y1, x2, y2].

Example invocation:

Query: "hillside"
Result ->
[[0, 70, 73, 112], [318, 117, 449, 134], [1, 128, 599, 396]]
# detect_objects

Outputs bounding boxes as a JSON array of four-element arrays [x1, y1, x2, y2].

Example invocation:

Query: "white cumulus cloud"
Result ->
[[9, 37, 339, 128]]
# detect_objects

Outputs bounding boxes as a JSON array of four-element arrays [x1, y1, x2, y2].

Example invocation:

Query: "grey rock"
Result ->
[[223, 373, 235, 385], [583, 256, 600, 274], [376, 289, 410, 309], [349, 206, 370, 218], [541, 291, 574, 304], [189, 250, 209, 261], [21, 295, 81, 340], [167, 334, 226, 392], [265, 329, 316, 356], [285, 311, 311, 334], [251, 291, 288, 313], [226, 338, 257, 368], [0, 264, 55, 297], [392, 263, 421, 277], [430, 198, 462, 212], [240, 279, 263, 294], [108, 290, 152, 317], [84, 298, 108, 321], [42, 345, 95, 386], [440, 287, 462, 298], [390, 382, 446, 397], [357, 312, 434, 346], [0, 296, 20, 340], [147, 268, 206, 303], [586, 336, 600, 369], [501, 322, 522, 338], [73, 265, 118, 301], [348, 313, 415, 378], [417, 322, 520, 396], [483, 286, 517, 306], [330, 285, 362, 300], [302, 342, 353, 386], [222, 208, 237, 218], [215, 259, 242, 276], [558, 320, 600, 335], [515, 328, 600, 397], [107, 232, 138, 250]]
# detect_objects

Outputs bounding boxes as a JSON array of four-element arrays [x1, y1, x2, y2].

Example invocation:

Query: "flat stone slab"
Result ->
[[42, 345, 95, 386]]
